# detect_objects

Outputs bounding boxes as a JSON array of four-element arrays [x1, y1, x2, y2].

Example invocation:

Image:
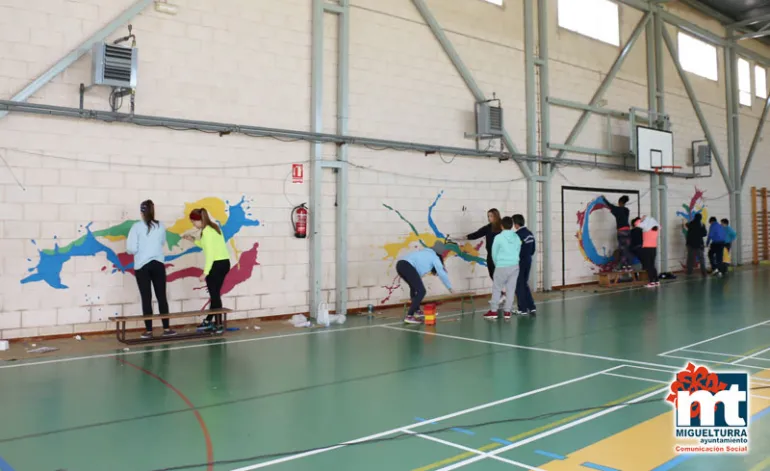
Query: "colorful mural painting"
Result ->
[[380, 191, 484, 303], [22, 196, 261, 309], [576, 196, 618, 272]]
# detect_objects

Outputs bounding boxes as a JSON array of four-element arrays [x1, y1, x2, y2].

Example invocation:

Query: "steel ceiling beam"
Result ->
[[411, 0, 532, 180], [0, 0, 153, 120]]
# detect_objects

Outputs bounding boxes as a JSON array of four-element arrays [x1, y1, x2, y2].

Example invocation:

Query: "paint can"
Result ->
[[423, 303, 437, 326]]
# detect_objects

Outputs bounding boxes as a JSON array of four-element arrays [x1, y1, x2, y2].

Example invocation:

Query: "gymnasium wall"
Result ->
[[0, 0, 768, 339]]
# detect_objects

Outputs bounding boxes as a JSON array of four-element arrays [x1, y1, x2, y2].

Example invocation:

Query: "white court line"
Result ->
[[734, 346, 770, 364], [681, 348, 770, 362], [602, 372, 667, 384], [753, 394, 770, 400], [403, 430, 543, 471], [622, 364, 680, 374], [658, 320, 770, 356], [661, 354, 768, 370], [228, 365, 624, 471], [433, 387, 667, 471], [380, 325, 680, 371], [3, 266, 765, 370], [0, 312, 473, 370]]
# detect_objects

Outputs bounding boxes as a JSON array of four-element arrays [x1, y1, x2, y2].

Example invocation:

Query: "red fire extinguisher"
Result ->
[[292, 203, 308, 239]]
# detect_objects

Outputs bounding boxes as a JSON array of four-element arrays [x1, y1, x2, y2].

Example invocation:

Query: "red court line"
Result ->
[[118, 358, 214, 471]]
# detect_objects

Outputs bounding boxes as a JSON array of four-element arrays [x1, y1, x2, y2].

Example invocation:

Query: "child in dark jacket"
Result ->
[[601, 195, 632, 271], [707, 217, 727, 276], [513, 214, 537, 315], [685, 213, 707, 276], [465, 208, 503, 280]]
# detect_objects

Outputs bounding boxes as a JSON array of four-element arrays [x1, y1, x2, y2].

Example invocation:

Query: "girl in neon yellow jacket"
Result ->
[[183, 208, 231, 333]]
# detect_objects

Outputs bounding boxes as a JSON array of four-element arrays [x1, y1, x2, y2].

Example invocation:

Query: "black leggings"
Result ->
[[633, 248, 658, 283], [206, 259, 231, 323], [135, 260, 170, 331], [396, 260, 425, 317]]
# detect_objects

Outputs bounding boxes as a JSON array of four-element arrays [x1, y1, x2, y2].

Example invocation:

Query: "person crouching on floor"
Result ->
[[485, 216, 522, 321], [396, 242, 453, 325]]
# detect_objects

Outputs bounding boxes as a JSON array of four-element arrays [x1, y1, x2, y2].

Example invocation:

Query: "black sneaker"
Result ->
[[214, 325, 225, 335], [197, 321, 214, 332], [140, 331, 153, 339], [162, 329, 177, 337]]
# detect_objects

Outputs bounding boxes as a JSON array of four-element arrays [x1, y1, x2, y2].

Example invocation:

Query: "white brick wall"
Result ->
[[1, 0, 769, 338]]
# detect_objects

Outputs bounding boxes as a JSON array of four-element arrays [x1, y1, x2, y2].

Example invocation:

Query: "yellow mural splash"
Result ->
[[383, 233, 482, 264], [167, 197, 230, 235]]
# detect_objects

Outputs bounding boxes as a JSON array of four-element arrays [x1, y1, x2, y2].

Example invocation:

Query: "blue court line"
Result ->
[[581, 462, 620, 471], [651, 404, 770, 471], [535, 450, 566, 460], [491, 437, 513, 446], [0, 455, 15, 471]]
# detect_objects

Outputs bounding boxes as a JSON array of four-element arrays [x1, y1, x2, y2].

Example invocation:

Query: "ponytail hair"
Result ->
[[189, 208, 222, 235], [140, 200, 159, 234]]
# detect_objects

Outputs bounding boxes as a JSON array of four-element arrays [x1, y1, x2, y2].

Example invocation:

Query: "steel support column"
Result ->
[[647, 11, 660, 270], [555, 13, 651, 160], [524, 0, 539, 290], [654, 11, 669, 272], [538, 0, 552, 291], [334, 0, 350, 314], [0, 0, 153, 120], [724, 33, 742, 265], [309, 0, 324, 318], [661, 27, 734, 193]]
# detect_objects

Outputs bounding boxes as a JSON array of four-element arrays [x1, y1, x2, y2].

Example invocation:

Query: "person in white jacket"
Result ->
[[126, 200, 176, 339]]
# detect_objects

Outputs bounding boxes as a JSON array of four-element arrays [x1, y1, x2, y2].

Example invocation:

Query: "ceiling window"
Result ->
[[756, 65, 767, 99], [738, 57, 752, 106], [677, 32, 718, 82], [557, 0, 620, 47]]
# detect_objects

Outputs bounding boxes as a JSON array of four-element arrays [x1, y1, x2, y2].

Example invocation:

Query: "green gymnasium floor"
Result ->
[[1, 268, 769, 471]]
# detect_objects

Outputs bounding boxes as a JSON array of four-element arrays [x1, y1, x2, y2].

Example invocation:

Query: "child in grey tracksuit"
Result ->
[[485, 217, 522, 321]]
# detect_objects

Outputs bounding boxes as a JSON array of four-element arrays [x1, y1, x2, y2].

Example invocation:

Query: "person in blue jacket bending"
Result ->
[[707, 217, 727, 276], [721, 218, 737, 266], [396, 242, 453, 325]]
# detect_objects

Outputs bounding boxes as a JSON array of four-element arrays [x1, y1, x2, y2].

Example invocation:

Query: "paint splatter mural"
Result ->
[[576, 196, 616, 272], [676, 187, 707, 227], [22, 196, 261, 309], [380, 191, 484, 303]]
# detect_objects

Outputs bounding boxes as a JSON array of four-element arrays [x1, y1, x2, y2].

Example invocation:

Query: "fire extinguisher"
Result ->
[[292, 203, 308, 239]]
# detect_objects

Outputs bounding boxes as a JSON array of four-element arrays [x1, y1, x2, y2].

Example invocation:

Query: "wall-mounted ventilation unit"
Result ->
[[92, 43, 138, 89], [476, 101, 504, 136], [692, 141, 712, 166]]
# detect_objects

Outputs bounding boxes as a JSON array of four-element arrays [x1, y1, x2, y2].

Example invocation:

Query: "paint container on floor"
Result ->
[[424, 303, 437, 326], [0, 340, 8, 351]]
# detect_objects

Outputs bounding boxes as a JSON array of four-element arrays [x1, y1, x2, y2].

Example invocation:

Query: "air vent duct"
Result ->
[[92, 43, 137, 89]]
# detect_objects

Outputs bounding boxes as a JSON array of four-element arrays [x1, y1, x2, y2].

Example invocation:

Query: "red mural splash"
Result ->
[[380, 275, 402, 304], [105, 243, 260, 310], [194, 243, 260, 309]]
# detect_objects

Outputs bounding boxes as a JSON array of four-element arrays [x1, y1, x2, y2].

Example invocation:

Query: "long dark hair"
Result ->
[[140, 200, 159, 234], [189, 208, 222, 235], [488, 208, 502, 233]]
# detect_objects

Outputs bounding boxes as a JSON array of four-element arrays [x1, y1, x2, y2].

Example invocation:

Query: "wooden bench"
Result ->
[[109, 308, 233, 344], [401, 293, 475, 316], [597, 270, 648, 288]]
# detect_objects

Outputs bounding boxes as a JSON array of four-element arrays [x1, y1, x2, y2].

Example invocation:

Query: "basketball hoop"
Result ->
[[652, 165, 682, 174]]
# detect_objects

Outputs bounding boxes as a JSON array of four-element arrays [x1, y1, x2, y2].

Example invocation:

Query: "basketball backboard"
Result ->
[[636, 126, 674, 174]]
